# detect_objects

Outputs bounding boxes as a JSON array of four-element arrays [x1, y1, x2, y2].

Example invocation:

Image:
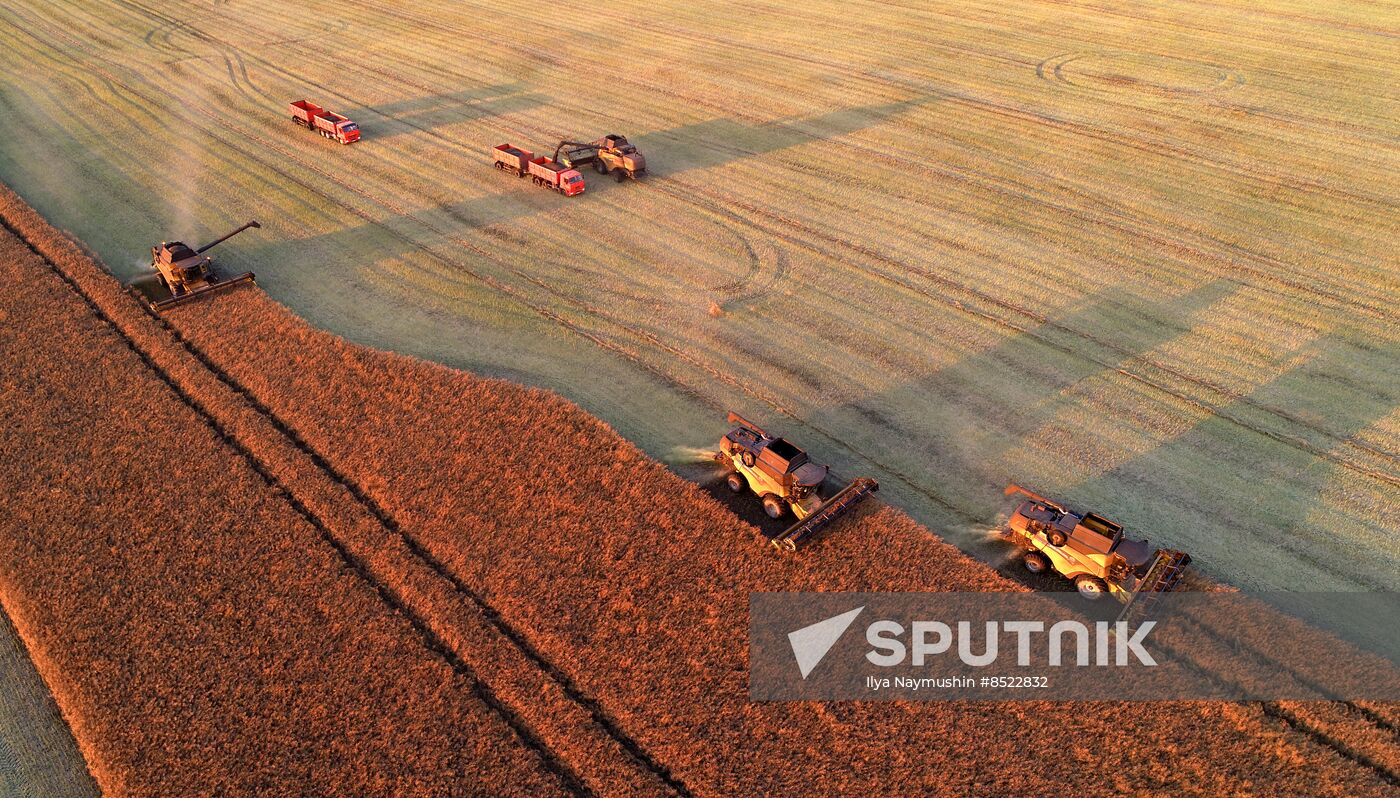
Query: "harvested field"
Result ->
[[0, 215, 572, 795], [0, 0, 1394, 601]]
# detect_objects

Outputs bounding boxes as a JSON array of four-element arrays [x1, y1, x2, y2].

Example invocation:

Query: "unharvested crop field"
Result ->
[[1, 181, 1396, 793], [0, 0, 1395, 595], [0, 211, 574, 795]]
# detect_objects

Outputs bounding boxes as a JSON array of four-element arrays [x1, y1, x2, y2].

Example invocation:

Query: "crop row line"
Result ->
[[1151, 633, 1400, 788], [0, 211, 596, 796]]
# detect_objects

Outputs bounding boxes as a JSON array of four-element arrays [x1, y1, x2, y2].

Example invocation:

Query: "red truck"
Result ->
[[492, 144, 584, 196], [289, 100, 361, 144], [527, 156, 585, 196]]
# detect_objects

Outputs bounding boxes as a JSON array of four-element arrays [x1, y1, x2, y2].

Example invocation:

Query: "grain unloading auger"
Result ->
[[127, 221, 260, 311], [715, 412, 879, 551]]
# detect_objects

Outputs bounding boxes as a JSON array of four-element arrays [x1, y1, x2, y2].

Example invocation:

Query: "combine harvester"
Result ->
[[554, 135, 647, 181], [716, 412, 879, 551], [1001, 485, 1191, 623], [127, 221, 261, 311]]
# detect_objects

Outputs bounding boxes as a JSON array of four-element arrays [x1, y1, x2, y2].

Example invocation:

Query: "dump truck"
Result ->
[[126, 221, 261, 311], [492, 143, 534, 177], [289, 100, 361, 144], [555, 135, 646, 181], [1001, 485, 1191, 620], [716, 412, 879, 551], [527, 156, 586, 196]]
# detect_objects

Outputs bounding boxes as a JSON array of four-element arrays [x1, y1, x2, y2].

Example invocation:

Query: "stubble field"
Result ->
[[0, 1, 1396, 599]]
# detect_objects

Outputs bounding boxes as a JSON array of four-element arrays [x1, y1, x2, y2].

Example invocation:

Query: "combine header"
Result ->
[[127, 221, 260, 311], [1000, 484, 1191, 616], [715, 412, 879, 551]]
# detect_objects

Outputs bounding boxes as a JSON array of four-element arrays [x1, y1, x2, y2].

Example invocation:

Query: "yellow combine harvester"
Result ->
[[1001, 485, 1191, 622], [716, 412, 879, 551], [127, 221, 260, 311]]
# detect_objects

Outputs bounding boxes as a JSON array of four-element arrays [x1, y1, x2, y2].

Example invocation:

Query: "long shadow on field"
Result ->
[[238, 93, 938, 294], [629, 95, 936, 177], [783, 274, 1400, 595], [350, 85, 548, 140], [1069, 331, 1400, 593], [739, 279, 1241, 562]]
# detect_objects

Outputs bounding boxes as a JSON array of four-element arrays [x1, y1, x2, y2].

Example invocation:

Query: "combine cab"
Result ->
[[1001, 485, 1191, 618], [715, 412, 878, 551], [127, 221, 260, 311]]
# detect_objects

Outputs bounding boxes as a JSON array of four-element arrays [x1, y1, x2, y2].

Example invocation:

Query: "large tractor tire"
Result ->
[[726, 472, 745, 493], [1022, 552, 1049, 575], [595, 160, 609, 174], [762, 494, 786, 519], [1075, 575, 1107, 600]]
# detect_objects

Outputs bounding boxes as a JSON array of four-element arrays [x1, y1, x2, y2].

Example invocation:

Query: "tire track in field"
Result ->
[[373, 0, 1398, 291], [125, 0, 1400, 480], [592, 22, 1397, 306], [0, 212, 594, 798], [105, 0, 1400, 325], [115, 0, 785, 310], [27, 0, 1400, 519], [14, 0, 1400, 593], [652, 179, 1400, 478], [140, 10, 268, 103]]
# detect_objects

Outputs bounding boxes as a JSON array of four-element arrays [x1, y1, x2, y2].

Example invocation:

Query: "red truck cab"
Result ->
[[527, 156, 585, 196], [318, 111, 360, 144]]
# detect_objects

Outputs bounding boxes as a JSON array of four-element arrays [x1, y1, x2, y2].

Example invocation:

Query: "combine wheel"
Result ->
[[1074, 575, 1107, 600], [595, 160, 609, 175], [616, 170, 626, 183], [726, 472, 745, 493], [1022, 552, 1049, 574], [762, 494, 786, 519]]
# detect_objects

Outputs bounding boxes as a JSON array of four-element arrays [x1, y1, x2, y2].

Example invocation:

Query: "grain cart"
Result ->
[[127, 221, 260, 311], [554, 135, 646, 181], [716, 412, 879, 551], [1001, 485, 1191, 619], [527, 155, 586, 196], [492, 143, 534, 177], [289, 100, 361, 144]]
